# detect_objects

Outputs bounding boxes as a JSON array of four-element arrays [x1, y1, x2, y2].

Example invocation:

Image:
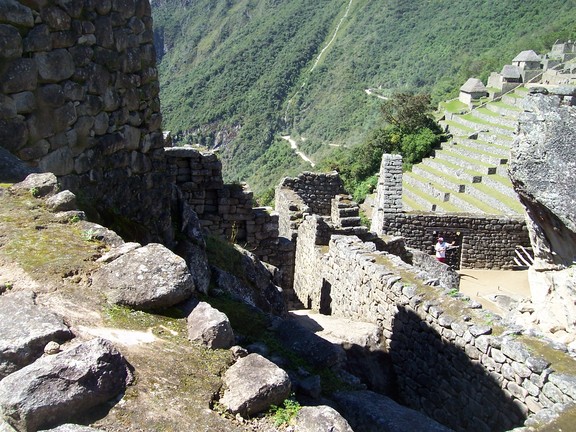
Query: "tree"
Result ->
[[380, 92, 436, 134]]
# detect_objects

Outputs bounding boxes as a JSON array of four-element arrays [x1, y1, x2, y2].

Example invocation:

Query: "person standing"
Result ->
[[434, 237, 454, 263]]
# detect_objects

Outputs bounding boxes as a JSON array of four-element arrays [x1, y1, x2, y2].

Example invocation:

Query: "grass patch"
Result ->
[[0, 190, 104, 278], [519, 336, 576, 375], [268, 397, 301, 426]]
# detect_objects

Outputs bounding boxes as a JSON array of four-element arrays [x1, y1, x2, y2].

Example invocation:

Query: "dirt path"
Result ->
[[458, 269, 530, 315], [281, 135, 316, 167]]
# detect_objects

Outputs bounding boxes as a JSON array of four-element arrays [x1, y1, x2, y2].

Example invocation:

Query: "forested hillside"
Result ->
[[151, 0, 576, 198]]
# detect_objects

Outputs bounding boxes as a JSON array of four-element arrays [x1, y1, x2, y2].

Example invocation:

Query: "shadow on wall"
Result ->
[[389, 306, 526, 432]]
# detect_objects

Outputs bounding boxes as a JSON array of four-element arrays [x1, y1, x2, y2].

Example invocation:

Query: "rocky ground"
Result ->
[[0, 182, 281, 431]]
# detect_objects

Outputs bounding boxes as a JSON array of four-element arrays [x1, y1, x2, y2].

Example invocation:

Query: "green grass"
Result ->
[[403, 182, 460, 212], [489, 100, 522, 111], [440, 99, 469, 114], [472, 183, 524, 213], [461, 113, 516, 131]]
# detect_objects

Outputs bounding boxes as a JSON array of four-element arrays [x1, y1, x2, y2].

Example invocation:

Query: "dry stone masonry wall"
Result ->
[[372, 154, 530, 269], [293, 216, 576, 431], [164, 146, 295, 287], [0, 0, 171, 243]]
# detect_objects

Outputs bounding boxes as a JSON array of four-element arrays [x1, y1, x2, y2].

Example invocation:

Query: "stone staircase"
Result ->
[[403, 89, 526, 215]]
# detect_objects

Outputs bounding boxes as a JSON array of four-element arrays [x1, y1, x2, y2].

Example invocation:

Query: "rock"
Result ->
[[0, 146, 36, 183], [43, 341, 60, 355], [76, 221, 124, 247], [509, 94, 576, 337], [187, 301, 234, 349], [96, 242, 142, 263], [10, 172, 58, 197], [176, 240, 210, 295], [45, 190, 77, 212], [92, 243, 195, 310], [294, 405, 354, 432], [333, 390, 453, 432], [0, 291, 73, 379], [40, 424, 102, 431], [212, 245, 286, 316], [220, 353, 291, 418], [410, 249, 460, 290], [510, 94, 576, 269], [273, 319, 345, 369], [0, 338, 131, 432]]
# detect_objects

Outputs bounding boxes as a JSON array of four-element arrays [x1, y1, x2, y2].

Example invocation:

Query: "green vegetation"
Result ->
[[268, 397, 301, 426], [153, 0, 576, 194], [319, 92, 443, 201]]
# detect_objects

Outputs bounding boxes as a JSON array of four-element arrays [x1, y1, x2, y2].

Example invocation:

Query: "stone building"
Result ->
[[458, 77, 488, 105], [487, 65, 522, 98], [512, 50, 542, 82]]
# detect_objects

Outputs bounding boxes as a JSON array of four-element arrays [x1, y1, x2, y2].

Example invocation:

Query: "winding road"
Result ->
[[281, 136, 315, 167]]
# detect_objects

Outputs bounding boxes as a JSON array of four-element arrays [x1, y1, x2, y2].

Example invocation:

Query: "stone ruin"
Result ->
[[1, 1, 576, 430]]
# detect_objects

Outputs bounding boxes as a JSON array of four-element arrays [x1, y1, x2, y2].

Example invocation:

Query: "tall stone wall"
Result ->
[[164, 146, 294, 287], [370, 154, 530, 269], [381, 213, 530, 269], [0, 0, 171, 243], [292, 217, 576, 431]]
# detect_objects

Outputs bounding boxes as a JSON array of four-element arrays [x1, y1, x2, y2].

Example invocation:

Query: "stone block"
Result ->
[[38, 146, 74, 175], [0, 117, 29, 152], [1, 58, 38, 93], [35, 49, 75, 82], [0, 94, 16, 119], [51, 30, 76, 48], [40, 6, 71, 31], [18, 138, 50, 161], [0, 24, 22, 59], [11, 91, 35, 114], [0, 1, 34, 28]]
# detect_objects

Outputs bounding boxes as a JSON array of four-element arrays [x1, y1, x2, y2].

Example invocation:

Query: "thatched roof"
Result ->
[[460, 78, 487, 93], [501, 64, 521, 79], [513, 50, 541, 63]]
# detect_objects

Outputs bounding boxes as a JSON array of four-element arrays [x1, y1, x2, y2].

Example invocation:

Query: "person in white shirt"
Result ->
[[434, 237, 454, 263]]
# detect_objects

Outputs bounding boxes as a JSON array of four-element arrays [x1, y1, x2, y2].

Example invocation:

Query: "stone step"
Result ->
[[464, 183, 522, 215], [432, 149, 499, 175], [408, 165, 508, 214], [480, 174, 518, 199], [472, 107, 519, 129], [477, 131, 515, 147], [420, 158, 483, 184], [442, 142, 508, 166], [403, 183, 460, 213], [450, 113, 516, 136], [404, 172, 452, 201], [411, 164, 467, 193], [485, 101, 522, 118], [440, 120, 476, 137], [452, 138, 510, 155]]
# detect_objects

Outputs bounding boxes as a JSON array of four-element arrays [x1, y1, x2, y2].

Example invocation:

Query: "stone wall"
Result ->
[[371, 154, 530, 269], [164, 146, 294, 287], [379, 213, 530, 269], [276, 171, 345, 216], [0, 0, 171, 243], [293, 217, 576, 431]]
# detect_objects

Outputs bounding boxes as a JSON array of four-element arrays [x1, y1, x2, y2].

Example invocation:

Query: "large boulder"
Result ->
[[294, 406, 354, 432], [509, 93, 576, 335], [10, 173, 57, 197], [333, 390, 453, 432], [92, 243, 195, 310], [187, 301, 234, 349], [0, 291, 73, 379], [509, 93, 576, 269], [212, 245, 286, 316], [0, 338, 131, 432], [220, 353, 291, 417]]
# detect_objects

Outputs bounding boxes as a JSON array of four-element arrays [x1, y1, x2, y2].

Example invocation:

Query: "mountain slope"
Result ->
[[152, 0, 576, 196]]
